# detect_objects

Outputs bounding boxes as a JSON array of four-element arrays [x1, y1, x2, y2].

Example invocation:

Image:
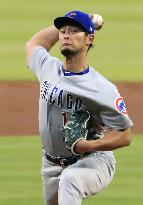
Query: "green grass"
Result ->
[[0, 0, 143, 81], [0, 135, 143, 205]]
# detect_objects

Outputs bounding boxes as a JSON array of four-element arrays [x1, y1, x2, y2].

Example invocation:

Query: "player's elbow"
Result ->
[[122, 128, 132, 147], [124, 136, 132, 147]]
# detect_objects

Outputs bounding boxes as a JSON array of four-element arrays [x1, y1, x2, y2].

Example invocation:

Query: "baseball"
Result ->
[[89, 13, 104, 30]]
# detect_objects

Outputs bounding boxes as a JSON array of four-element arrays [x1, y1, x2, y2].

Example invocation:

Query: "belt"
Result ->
[[43, 149, 79, 167]]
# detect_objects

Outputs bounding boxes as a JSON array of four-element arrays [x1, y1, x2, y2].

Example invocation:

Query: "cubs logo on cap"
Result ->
[[67, 12, 76, 18], [115, 97, 128, 115]]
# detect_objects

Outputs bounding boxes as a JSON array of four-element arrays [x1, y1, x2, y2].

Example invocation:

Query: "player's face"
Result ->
[[59, 25, 93, 57]]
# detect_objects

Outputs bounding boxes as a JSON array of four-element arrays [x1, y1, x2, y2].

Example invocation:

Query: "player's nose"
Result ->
[[63, 32, 70, 39]]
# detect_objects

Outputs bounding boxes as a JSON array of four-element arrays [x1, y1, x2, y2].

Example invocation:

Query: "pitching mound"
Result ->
[[0, 81, 142, 135]]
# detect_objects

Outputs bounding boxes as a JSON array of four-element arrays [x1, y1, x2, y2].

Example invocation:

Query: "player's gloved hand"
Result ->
[[89, 13, 104, 30], [63, 108, 103, 156]]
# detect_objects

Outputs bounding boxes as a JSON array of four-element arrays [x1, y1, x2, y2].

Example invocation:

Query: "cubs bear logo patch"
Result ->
[[115, 97, 128, 115]]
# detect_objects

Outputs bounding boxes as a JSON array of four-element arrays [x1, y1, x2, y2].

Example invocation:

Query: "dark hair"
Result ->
[[87, 44, 94, 52]]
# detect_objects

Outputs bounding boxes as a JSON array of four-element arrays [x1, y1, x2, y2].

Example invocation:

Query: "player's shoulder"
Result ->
[[89, 67, 117, 90], [28, 46, 61, 67], [27, 46, 62, 80]]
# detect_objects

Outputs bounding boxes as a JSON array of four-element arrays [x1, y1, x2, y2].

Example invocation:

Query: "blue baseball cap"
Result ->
[[54, 11, 94, 35]]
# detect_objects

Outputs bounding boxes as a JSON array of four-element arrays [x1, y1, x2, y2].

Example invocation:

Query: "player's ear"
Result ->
[[86, 34, 94, 46], [89, 34, 94, 44]]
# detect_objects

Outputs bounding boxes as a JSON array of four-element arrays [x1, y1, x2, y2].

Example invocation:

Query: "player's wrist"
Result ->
[[73, 139, 91, 155]]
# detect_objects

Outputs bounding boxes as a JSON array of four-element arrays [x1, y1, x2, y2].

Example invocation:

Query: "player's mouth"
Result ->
[[62, 43, 71, 47]]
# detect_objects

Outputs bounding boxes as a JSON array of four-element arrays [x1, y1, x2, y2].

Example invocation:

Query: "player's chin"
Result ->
[[60, 47, 76, 57]]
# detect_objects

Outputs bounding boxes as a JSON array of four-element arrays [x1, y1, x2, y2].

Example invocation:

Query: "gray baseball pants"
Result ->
[[41, 152, 116, 205]]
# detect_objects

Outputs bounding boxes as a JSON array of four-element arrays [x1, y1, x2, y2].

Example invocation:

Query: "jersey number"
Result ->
[[62, 112, 68, 127]]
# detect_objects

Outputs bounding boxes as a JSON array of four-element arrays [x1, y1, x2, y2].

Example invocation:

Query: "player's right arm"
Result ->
[[25, 26, 59, 62]]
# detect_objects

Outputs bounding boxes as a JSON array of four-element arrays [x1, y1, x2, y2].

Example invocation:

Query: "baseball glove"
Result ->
[[63, 108, 102, 155]]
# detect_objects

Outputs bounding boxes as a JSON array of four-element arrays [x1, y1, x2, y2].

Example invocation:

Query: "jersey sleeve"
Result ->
[[99, 84, 133, 130], [27, 46, 59, 81]]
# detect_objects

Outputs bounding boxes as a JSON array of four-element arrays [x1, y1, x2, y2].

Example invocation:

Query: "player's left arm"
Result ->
[[74, 127, 132, 155]]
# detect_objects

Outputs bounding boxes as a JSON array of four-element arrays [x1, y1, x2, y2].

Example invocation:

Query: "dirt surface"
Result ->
[[0, 81, 142, 135]]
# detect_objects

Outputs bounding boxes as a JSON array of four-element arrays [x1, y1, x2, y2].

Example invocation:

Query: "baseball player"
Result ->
[[25, 11, 133, 205]]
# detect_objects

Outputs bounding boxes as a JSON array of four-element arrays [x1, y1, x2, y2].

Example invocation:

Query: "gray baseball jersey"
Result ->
[[28, 46, 133, 157]]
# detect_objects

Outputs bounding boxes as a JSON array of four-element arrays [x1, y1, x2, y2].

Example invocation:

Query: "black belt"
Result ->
[[43, 150, 79, 167]]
